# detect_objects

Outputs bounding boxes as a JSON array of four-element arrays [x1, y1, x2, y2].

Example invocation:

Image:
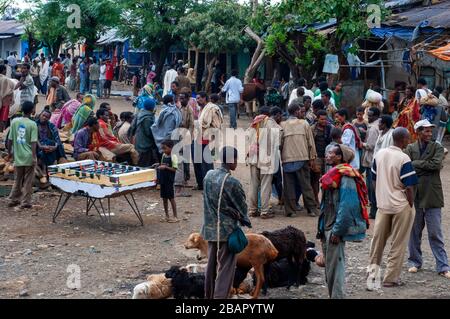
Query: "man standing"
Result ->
[[202, 146, 251, 299], [247, 106, 282, 219], [0, 64, 15, 131], [89, 57, 101, 98], [322, 90, 337, 119], [318, 144, 367, 298], [221, 69, 243, 129], [362, 107, 381, 219], [79, 58, 88, 94], [39, 57, 49, 94], [7, 52, 17, 69], [175, 67, 191, 91], [104, 59, 114, 99], [374, 115, 394, 155], [310, 110, 333, 205], [99, 59, 106, 98], [280, 102, 320, 217], [335, 109, 361, 170], [195, 93, 223, 190], [289, 77, 314, 106], [415, 78, 431, 101], [404, 120, 450, 279], [367, 127, 418, 289], [7, 101, 38, 209], [15, 63, 35, 105], [163, 64, 178, 97]]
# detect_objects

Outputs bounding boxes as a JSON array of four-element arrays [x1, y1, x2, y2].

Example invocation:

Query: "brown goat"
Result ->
[[184, 232, 278, 298]]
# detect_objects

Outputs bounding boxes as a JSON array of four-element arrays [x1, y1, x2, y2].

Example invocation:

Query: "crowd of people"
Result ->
[[2, 50, 450, 299]]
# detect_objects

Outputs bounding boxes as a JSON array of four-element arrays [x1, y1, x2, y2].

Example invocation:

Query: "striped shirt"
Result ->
[[372, 145, 418, 214]]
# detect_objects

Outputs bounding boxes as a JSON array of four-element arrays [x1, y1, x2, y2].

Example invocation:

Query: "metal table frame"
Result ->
[[52, 190, 144, 226]]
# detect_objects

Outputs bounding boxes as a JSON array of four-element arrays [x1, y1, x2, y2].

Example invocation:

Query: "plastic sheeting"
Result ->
[[428, 43, 450, 61], [370, 26, 444, 41]]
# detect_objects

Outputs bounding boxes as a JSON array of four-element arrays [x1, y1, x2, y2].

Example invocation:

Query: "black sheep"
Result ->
[[261, 226, 308, 287], [165, 266, 205, 299]]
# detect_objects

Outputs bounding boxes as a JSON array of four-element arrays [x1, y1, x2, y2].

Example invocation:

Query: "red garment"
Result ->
[[320, 163, 370, 228], [91, 119, 119, 150], [0, 105, 9, 121], [105, 62, 114, 81], [342, 123, 363, 149], [52, 62, 65, 84]]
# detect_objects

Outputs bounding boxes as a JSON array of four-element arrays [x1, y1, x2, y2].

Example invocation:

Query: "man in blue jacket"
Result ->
[[318, 144, 367, 298]]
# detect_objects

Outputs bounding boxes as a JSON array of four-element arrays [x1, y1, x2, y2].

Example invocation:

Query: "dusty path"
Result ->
[[1, 91, 450, 299]]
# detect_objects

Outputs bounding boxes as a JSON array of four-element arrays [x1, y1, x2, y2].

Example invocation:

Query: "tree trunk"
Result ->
[[154, 44, 170, 83], [243, 26, 265, 84], [205, 54, 217, 94]]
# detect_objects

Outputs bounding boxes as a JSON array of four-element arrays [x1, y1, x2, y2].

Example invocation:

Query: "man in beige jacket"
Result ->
[[280, 101, 319, 217], [247, 106, 283, 219]]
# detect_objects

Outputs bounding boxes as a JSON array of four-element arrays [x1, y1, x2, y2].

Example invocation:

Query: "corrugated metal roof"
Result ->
[[0, 20, 24, 36], [96, 29, 128, 45], [385, 0, 450, 28]]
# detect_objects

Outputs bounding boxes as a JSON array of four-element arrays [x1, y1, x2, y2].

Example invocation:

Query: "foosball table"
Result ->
[[48, 160, 157, 226]]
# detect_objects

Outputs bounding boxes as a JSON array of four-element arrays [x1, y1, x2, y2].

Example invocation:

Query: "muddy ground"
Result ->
[[1, 89, 449, 299]]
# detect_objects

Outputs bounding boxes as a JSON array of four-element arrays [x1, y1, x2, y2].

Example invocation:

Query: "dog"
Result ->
[[132, 273, 172, 299], [164, 266, 205, 299], [184, 232, 278, 298], [261, 226, 307, 287]]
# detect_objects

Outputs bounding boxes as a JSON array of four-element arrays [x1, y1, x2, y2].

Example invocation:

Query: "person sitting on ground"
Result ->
[[46, 76, 70, 111], [114, 111, 134, 144], [73, 117, 100, 161], [71, 94, 96, 134], [99, 102, 118, 129], [51, 93, 84, 129], [91, 107, 139, 165], [36, 108, 66, 176]]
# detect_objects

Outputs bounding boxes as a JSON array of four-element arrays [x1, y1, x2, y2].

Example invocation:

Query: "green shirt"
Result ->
[[8, 117, 38, 166]]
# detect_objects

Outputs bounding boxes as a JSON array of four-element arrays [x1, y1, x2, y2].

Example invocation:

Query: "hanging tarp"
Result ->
[[370, 26, 444, 41], [428, 43, 450, 61]]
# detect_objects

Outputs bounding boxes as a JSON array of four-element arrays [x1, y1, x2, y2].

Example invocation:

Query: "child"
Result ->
[[324, 127, 342, 172], [157, 139, 179, 223], [352, 107, 368, 142]]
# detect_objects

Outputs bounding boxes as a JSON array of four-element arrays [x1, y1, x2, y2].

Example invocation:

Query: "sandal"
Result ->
[[167, 218, 180, 223], [408, 266, 420, 273], [160, 217, 169, 223], [439, 271, 450, 279], [261, 213, 275, 219]]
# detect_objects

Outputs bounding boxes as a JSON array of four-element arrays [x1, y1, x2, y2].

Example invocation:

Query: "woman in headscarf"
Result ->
[[50, 93, 84, 129], [71, 94, 96, 134], [36, 108, 66, 175], [133, 83, 154, 112], [393, 86, 420, 142]]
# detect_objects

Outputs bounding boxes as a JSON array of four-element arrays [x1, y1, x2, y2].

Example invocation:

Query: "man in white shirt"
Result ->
[[415, 78, 431, 101], [99, 60, 106, 98], [289, 77, 313, 106], [163, 64, 178, 97], [335, 108, 360, 170], [374, 115, 394, 156], [7, 52, 17, 68], [221, 69, 243, 129]]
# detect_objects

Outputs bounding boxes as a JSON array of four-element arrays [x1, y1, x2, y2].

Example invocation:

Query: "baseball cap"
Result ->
[[414, 119, 435, 132]]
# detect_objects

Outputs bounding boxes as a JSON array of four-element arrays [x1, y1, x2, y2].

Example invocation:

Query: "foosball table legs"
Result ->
[[123, 193, 144, 226], [52, 192, 72, 223]]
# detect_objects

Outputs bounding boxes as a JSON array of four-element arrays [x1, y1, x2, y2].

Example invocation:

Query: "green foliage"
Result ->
[[175, 0, 251, 54], [120, 0, 199, 52], [263, 0, 385, 74]]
